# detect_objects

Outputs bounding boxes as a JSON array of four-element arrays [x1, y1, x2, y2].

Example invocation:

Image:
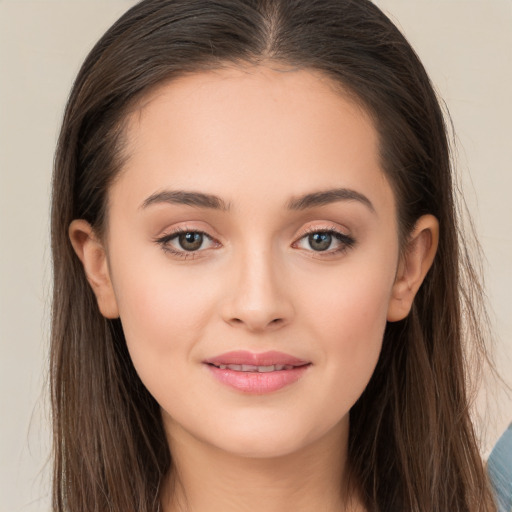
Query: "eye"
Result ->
[[154, 227, 219, 259], [293, 227, 355, 256]]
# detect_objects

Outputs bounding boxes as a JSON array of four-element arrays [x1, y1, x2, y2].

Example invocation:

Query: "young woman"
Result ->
[[50, 0, 496, 510]]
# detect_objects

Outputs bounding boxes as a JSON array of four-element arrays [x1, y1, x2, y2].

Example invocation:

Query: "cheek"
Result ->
[[112, 265, 221, 427], [302, 249, 395, 339], [109, 252, 219, 369], [302, 259, 395, 406]]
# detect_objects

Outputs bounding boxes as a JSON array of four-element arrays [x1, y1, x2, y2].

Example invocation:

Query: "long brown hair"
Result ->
[[50, 0, 495, 510]]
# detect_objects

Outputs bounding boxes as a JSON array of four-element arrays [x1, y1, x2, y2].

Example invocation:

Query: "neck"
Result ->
[[160, 416, 364, 512]]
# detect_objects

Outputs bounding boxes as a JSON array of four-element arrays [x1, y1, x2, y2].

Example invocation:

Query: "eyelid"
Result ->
[[296, 223, 350, 238]]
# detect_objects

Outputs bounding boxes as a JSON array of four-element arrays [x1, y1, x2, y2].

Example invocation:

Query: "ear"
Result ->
[[387, 214, 439, 322], [68, 219, 119, 319]]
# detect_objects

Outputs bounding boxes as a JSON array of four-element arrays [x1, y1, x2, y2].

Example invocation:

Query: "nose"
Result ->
[[220, 245, 295, 333]]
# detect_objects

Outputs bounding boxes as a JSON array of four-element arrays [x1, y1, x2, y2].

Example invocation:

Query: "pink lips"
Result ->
[[203, 350, 311, 394]]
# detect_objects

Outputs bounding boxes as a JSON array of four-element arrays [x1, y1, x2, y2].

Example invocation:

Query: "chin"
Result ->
[[214, 430, 309, 459], [205, 413, 341, 460]]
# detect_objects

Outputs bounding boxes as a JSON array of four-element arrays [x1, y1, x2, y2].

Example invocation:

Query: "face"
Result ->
[[91, 66, 402, 458]]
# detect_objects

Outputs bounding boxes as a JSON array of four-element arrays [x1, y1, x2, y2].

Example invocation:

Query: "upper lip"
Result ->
[[204, 350, 310, 367]]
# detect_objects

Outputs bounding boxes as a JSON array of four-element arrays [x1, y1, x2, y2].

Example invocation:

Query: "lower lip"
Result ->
[[205, 364, 310, 393]]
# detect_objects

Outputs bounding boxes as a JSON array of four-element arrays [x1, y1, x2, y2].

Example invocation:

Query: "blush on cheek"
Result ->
[[313, 279, 389, 367]]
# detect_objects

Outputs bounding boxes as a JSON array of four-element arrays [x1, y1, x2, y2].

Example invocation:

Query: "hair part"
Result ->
[[50, 1, 495, 511]]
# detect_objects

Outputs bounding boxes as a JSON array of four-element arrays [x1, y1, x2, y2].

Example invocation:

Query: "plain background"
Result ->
[[1, 0, 511, 510]]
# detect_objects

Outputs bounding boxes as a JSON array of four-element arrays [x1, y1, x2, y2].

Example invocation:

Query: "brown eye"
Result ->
[[178, 232, 204, 251], [155, 228, 219, 259]]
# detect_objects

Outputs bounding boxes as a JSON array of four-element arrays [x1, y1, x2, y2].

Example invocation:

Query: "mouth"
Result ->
[[203, 350, 311, 393], [206, 363, 307, 372], [203, 349, 310, 368]]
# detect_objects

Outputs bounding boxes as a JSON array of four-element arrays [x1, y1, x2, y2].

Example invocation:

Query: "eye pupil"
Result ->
[[309, 232, 331, 251], [179, 232, 203, 251]]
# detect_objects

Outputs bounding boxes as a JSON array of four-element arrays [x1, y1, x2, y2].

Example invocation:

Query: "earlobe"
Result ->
[[387, 214, 439, 322], [69, 219, 120, 319]]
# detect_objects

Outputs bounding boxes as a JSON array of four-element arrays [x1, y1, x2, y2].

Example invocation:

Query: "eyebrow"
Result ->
[[141, 190, 231, 211], [140, 187, 375, 213], [287, 188, 375, 213]]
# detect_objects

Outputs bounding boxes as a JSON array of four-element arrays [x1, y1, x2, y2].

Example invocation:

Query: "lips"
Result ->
[[203, 350, 311, 393], [204, 350, 310, 368], [208, 363, 297, 372]]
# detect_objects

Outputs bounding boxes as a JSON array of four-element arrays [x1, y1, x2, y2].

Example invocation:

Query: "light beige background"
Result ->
[[0, 1, 511, 510]]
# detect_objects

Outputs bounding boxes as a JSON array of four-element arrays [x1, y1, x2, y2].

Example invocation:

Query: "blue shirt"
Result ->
[[488, 423, 512, 512]]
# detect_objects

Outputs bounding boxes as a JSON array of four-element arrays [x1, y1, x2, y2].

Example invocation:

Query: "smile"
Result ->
[[209, 363, 299, 372], [203, 351, 311, 393]]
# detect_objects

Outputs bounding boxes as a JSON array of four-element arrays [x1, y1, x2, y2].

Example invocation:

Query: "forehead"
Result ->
[[113, 65, 393, 218], [125, 65, 372, 149]]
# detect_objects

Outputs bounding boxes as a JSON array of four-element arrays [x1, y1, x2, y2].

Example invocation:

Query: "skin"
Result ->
[[70, 65, 438, 512]]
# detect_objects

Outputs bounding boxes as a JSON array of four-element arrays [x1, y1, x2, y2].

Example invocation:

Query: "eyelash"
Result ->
[[295, 226, 356, 257], [154, 225, 355, 260], [154, 227, 219, 260]]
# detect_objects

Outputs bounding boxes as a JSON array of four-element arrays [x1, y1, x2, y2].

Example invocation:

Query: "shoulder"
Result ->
[[488, 423, 512, 512]]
